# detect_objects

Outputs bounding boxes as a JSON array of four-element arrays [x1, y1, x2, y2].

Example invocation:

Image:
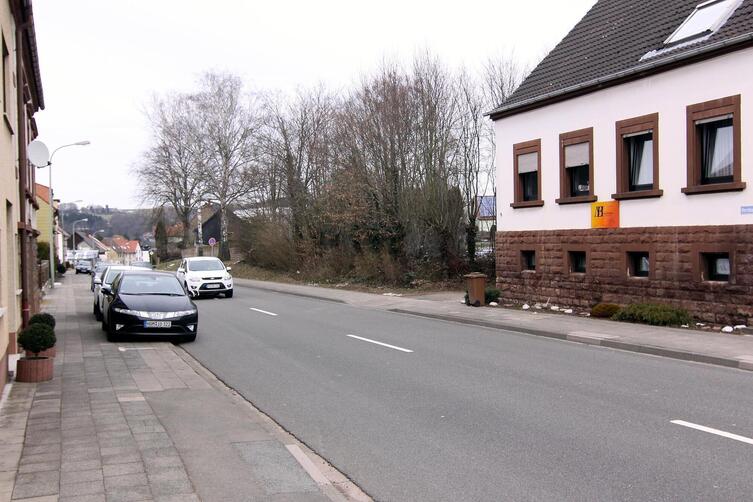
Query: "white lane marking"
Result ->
[[250, 308, 278, 317], [285, 444, 331, 486], [347, 334, 413, 353], [671, 420, 753, 446]]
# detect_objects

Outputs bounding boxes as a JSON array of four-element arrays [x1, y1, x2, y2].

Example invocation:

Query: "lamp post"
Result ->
[[30, 141, 91, 288], [72, 218, 89, 255]]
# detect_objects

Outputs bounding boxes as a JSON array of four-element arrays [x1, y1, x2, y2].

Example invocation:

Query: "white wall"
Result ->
[[494, 47, 753, 231]]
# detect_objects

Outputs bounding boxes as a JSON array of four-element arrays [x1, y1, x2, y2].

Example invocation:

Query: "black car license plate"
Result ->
[[144, 321, 171, 328]]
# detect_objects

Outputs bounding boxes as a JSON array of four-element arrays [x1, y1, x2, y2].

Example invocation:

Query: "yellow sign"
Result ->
[[591, 201, 620, 228]]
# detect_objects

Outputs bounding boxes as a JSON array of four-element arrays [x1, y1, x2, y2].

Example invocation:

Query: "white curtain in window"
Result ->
[[630, 138, 653, 187], [704, 123, 734, 179], [565, 142, 589, 167], [716, 257, 730, 275], [517, 152, 538, 174]]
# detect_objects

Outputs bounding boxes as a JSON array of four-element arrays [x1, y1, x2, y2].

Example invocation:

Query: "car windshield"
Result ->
[[187, 259, 224, 272], [119, 275, 185, 295], [131, 262, 152, 269], [104, 269, 126, 285]]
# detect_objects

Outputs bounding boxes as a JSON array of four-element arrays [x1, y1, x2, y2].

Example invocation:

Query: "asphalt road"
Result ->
[[182, 284, 753, 502]]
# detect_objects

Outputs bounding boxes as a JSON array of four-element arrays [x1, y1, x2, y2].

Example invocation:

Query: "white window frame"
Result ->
[[664, 0, 743, 46]]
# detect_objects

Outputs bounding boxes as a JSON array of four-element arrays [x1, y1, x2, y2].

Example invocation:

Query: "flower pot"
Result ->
[[24, 346, 56, 358], [15, 357, 54, 382]]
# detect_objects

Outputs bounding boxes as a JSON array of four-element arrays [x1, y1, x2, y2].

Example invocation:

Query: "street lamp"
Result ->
[[27, 140, 91, 288], [72, 218, 89, 255]]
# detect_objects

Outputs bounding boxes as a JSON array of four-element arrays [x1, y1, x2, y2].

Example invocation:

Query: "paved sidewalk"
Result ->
[[0, 275, 366, 502], [234, 278, 753, 372]]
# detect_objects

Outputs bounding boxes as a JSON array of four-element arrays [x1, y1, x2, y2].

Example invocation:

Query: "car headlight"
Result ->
[[113, 308, 197, 318], [188, 278, 201, 283], [223, 274, 232, 280]]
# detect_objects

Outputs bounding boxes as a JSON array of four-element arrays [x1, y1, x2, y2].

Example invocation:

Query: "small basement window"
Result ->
[[569, 251, 587, 274], [521, 250, 536, 271], [665, 0, 742, 46], [627, 252, 650, 278], [701, 252, 730, 281]]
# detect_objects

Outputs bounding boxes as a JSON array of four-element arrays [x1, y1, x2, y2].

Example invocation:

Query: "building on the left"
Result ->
[[0, 0, 45, 391]]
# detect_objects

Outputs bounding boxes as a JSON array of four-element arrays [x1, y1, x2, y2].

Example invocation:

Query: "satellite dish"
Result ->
[[27, 140, 50, 168]]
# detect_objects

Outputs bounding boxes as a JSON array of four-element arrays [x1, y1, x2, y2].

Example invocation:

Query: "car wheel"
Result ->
[[225, 290, 233, 298]]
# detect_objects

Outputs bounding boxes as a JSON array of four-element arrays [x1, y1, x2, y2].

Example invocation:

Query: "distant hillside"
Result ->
[[60, 204, 178, 242]]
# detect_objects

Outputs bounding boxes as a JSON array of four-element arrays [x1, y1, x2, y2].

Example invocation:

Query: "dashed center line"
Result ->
[[671, 420, 753, 446], [347, 334, 413, 353], [250, 308, 278, 317]]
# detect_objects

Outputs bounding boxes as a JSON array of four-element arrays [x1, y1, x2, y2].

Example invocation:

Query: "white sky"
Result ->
[[33, 0, 596, 209]]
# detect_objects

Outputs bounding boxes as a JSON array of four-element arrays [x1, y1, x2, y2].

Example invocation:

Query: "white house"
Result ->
[[490, 0, 753, 324]]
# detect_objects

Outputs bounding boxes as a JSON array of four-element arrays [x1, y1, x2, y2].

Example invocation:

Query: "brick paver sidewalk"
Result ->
[[0, 274, 358, 502]]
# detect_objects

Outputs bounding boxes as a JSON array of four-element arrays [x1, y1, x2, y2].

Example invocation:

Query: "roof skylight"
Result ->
[[665, 0, 742, 45]]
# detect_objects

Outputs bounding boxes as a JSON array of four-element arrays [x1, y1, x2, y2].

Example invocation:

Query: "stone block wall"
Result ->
[[495, 225, 753, 325]]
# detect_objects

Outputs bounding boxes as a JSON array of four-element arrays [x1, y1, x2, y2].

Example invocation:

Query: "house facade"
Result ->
[[0, 0, 44, 391], [491, 0, 753, 324]]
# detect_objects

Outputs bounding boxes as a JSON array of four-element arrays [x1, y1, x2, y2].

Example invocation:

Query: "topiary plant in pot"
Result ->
[[16, 324, 56, 382], [26, 313, 57, 357]]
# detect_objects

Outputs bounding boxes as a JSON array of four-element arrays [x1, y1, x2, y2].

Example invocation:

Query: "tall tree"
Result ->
[[193, 72, 261, 260], [137, 93, 205, 248]]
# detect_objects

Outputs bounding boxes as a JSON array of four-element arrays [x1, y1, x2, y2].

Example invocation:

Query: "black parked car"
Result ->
[[100, 271, 198, 343]]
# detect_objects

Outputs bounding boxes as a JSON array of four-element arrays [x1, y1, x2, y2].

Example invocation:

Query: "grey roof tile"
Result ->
[[491, 0, 753, 118]]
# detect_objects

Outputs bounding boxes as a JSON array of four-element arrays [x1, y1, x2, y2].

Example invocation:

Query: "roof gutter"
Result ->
[[488, 31, 753, 121]]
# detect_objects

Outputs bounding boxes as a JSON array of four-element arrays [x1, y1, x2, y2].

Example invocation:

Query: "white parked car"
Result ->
[[176, 257, 233, 298], [93, 265, 142, 321]]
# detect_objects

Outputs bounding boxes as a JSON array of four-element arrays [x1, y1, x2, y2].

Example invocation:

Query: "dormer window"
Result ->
[[665, 0, 742, 46]]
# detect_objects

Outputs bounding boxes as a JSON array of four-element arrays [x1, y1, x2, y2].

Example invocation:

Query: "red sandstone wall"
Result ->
[[495, 225, 753, 325]]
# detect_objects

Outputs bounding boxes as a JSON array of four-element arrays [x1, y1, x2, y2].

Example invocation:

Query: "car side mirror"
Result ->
[[226, 267, 232, 272], [94, 277, 102, 285], [177, 268, 184, 273], [101, 285, 112, 296]]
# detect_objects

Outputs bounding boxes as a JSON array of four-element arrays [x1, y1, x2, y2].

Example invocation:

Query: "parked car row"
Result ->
[[87, 257, 234, 344], [92, 265, 200, 343]]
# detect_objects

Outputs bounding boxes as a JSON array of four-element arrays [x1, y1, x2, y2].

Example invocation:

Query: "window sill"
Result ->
[[3, 113, 13, 134], [612, 189, 663, 200], [510, 200, 544, 209], [520, 269, 536, 274], [555, 195, 597, 205], [682, 182, 746, 195]]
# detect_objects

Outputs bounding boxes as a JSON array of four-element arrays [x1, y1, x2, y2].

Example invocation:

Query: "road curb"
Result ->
[[388, 309, 753, 372], [233, 279, 347, 304]]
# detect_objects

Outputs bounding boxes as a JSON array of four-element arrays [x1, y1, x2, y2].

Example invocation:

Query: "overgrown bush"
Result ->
[[591, 303, 621, 318], [29, 312, 56, 330], [57, 264, 67, 275], [484, 287, 501, 304], [37, 241, 50, 262], [18, 323, 56, 355], [612, 303, 692, 326]]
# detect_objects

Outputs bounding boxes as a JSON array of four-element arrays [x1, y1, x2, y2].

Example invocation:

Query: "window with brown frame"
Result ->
[[613, 114, 662, 200], [700, 252, 731, 282], [626, 251, 650, 278], [520, 250, 536, 272], [511, 139, 543, 208], [2, 36, 8, 117], [557, 128, 596, 204], [683, 95, 744, 195], [568, 250, 587, 274]]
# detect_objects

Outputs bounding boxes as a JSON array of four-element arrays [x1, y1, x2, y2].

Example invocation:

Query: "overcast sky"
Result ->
[[33, 0, 596, 209]]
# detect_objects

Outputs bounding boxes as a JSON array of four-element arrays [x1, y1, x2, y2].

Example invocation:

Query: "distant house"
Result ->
[[490, 0, 753, 324], [475, 195, 496, 233], [110, 235, 144, 264], [189, 204, 246, 260], [35, 183, 66, 263]]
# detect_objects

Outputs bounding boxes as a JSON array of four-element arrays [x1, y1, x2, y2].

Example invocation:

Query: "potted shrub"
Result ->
[[26, 313, 57, 357], [16, 324, 56, 382]]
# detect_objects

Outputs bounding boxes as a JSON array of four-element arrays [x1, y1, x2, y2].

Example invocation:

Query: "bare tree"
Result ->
[[260, 87, 334, 262], [137, 93, 206, 249], [193, 71, 261, 260]]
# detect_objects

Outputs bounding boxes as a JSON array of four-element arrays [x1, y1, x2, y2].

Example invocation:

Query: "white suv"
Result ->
[[176, 257, 234, 298]]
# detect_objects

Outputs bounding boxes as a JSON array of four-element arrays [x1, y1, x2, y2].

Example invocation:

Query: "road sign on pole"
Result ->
[[208, 237, 217, 256]]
